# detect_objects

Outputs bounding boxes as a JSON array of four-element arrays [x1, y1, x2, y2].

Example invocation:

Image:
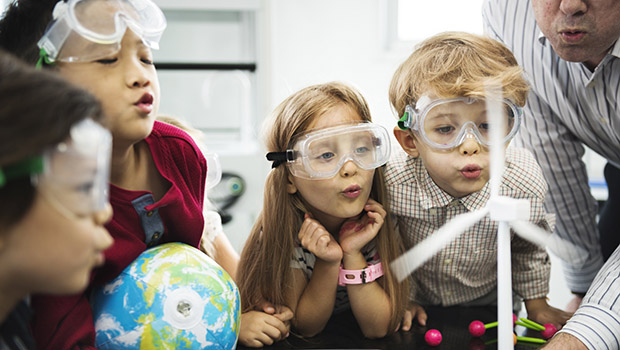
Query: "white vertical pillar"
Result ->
[[497, 222, 514, 349]]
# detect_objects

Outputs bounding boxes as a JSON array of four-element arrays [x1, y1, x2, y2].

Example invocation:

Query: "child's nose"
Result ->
[[340, 160, 359, 177], [125, 59, 151, 88], [93, 203, 113, 226], [458, 135, 480, 155]]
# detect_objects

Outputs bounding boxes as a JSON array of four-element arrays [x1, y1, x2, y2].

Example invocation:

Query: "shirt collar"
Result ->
[[610, 38, 620, 59], [537, 27, 547, 45]]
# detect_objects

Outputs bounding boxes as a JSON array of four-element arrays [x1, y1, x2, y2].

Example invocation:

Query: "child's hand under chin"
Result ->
[[298, 213, 343, 264], [338, 199, 386, 256]]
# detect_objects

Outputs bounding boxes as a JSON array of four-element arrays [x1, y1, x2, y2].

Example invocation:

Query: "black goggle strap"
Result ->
[[0, 156, 44, 188], [266, 150, 296, 169]]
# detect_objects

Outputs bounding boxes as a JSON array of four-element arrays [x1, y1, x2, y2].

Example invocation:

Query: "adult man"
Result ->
[[483, 0, 620, 348]]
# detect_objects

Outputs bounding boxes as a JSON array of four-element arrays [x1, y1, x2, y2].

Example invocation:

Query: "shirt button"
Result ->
[[449, 199, 459, 207], [146, 210, 154, 217], [444, 258, 452, 265], [445, 291, 452, 296], [153, 232, 161, 240], [599, 117, 608, 124]]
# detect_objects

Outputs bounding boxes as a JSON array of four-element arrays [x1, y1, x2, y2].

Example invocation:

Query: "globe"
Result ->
[[92, 242, 241, 349]]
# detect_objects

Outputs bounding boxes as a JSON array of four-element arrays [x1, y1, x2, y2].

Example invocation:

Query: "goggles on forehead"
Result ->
[[397, 96, 522, 150], [37, 0, 166, 65], [36, 118, 112, 218], [266, 123, 391, 180]]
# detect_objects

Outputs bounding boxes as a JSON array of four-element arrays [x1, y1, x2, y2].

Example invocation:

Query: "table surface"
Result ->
[[237, 305, 547, 350]]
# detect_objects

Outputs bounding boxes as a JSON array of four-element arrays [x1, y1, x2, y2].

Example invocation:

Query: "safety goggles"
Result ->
[[267, 123, 391, 180], [37, 0, 166, 64], [204, 152, 222, 190], [398, 96, 522, 150], [36, 118, 112, 218]]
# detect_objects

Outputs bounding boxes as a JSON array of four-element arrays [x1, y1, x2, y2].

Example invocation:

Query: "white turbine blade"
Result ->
[[510, 220, 588, 266], [390, 208, 489, 281], [485, 84, 505, 199], [509, 220, 551, 247]]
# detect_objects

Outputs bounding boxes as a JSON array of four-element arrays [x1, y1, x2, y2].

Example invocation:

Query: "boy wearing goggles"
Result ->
[[0, 1, 219, 348], [0, 52, 113, 348], [386, 32, 570, 331]]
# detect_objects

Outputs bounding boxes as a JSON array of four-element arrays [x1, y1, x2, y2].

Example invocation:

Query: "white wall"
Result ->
[[267, 0, 406, 133]]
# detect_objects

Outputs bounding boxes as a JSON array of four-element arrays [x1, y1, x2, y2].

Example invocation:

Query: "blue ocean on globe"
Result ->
[[92, 242, 240, 349]]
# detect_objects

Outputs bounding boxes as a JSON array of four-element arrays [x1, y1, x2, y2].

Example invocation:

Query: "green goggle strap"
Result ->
[[397, 110, 410, 131], [0, 156, 44, 188], [36, 48, 55, 70]]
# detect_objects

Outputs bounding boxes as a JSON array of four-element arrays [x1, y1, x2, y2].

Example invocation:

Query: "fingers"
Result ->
[[299, 216, 330, 250], [274, 306, 294, 322], [401, 309, 413, 331], [414, 305, 428, 327], [299, 215, 342, 262], [365, 198, 386, 218], [240, 312, 289, 348], [259, 301, 275, 314]]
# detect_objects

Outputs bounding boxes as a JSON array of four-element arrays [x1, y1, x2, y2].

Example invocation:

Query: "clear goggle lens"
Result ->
[[205, 152, 222, 190], [286, 123, 391, 180], [403, 97, 521, 150], [38, 0, 166, 62], [36, 118, 112, 217]]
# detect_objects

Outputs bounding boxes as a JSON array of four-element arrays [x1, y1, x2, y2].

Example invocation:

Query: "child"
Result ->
[[387, 31, 571, 329], [0, 50, 113, 348], [0, 1, 209, 348], [236, 82, 410, 347], [156, 114, 240, 279]]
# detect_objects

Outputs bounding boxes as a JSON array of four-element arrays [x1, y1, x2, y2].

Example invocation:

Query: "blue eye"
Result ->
[[355, 146, 370, 154], [479, 122, 490, 131], [317, 152, 335, 160]]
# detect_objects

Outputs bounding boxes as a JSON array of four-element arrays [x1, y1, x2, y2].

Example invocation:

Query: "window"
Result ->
[[384, 0, 485, 51]]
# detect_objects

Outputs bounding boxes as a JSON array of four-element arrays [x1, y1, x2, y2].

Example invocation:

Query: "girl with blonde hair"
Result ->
[[237, 81, 409, 347]]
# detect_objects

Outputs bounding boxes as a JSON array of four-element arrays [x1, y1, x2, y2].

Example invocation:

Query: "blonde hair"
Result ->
[[237, 82, 409, 333], [389, 31, 529, 118]]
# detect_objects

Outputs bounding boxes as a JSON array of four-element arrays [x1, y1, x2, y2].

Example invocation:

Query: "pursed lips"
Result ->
[[134, 92, 154, 114], [342, 185, 362, 198], [460, 164, 482, 179]]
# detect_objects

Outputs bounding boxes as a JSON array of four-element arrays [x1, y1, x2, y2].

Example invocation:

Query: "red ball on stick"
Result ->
[[541, 323, 558, 339]]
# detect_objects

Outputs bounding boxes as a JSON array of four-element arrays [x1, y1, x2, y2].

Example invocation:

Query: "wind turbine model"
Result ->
[[390, 84, 587, 349]]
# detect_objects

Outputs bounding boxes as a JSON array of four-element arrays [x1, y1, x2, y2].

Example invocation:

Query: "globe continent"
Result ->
[[92, 242, 240, 349]]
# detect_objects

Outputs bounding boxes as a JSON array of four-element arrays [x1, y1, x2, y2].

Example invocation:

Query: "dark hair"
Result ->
[[0, 50, 103, 227], [0, 0, 59, 66]]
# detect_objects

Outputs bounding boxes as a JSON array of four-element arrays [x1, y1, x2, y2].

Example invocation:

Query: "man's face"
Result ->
[[532, 0, 620, 69]]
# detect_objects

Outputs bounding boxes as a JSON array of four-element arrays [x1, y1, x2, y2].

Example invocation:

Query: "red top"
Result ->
[[30, 121, 207, 349]]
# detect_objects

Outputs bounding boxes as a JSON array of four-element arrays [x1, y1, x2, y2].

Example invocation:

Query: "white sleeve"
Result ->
[[559, 245, 620, 348], [203, 210, 224, 243]]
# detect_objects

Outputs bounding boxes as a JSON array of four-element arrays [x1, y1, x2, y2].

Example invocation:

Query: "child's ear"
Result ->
[[393, 126, 419, 157], [286, 174, 298, 194]]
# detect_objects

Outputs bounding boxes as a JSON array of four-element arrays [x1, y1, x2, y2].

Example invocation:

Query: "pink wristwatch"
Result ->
[[338, 262, 384, 286]]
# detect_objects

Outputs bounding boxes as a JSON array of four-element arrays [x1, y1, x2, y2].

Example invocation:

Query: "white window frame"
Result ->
[[382, 0, 485, 53]]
